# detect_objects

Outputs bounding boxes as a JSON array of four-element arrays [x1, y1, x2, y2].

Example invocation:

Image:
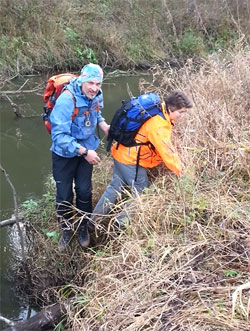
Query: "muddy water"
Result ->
[[0, 72, 148, 327]]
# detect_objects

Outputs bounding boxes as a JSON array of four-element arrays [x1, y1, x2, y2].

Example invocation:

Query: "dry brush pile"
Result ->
[[23, 48, 250, 330]]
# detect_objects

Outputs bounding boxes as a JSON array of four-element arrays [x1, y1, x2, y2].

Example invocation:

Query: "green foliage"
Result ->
[[125, 39, 156, 62], [0, 35, 26, 73], [74, 294, 89, 305], [90, 249, 111, 257], [146, 238, 154, 249], [64, 27, 97, 63], [21, 199, 39, 221], [64, 27, 79, 44], [60, 285, 74, 298], [64, 27, 84, 61], [141, 238, 155, 255], [225, 270, 241, 278], [208, 29, 239, 52], [98, 0, 113, 15], [184, 210, 197, 224], [22, 199, 39, 213], [54, 320, 65, 331], [80, 48, 98, 64], [216, 299, 226, 312], [176, 174, 197, 201], [43, 230, 60, 243], [177, 31, 207, 57], [20, 177, 55, 229]]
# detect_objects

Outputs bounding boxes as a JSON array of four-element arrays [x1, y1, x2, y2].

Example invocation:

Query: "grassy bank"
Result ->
[[1, 0, 250, 76], [18, 47, 250, 330]]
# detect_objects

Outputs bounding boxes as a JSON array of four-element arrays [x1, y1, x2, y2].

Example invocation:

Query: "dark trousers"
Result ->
[[52, 152, 93, 229]]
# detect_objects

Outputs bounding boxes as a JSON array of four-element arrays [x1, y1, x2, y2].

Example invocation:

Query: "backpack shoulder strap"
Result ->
[[64, 89, 79, 120]]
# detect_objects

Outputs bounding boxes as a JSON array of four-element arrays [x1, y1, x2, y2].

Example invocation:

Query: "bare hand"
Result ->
[[84, 150, 100, 165]]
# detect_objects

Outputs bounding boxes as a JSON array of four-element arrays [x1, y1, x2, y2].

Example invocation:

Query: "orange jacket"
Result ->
[[111, 112, 182, 176]]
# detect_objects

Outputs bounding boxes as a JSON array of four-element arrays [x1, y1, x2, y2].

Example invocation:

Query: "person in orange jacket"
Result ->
[[92, 90, 193, 228]]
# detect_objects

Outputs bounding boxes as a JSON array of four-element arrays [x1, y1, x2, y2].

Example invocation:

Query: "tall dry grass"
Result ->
[[68, 48, 249, 330], [24, 47, 250, 330]]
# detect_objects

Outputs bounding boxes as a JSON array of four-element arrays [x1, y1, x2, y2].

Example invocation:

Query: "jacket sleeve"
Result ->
[[50, 93, 81, 156], [147, 116, 182, 176], [97, 109, 105, 123]]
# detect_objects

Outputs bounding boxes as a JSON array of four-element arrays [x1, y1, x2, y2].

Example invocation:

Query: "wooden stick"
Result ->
[[0, 216, 17, 227], [2, 303, 66, 331]]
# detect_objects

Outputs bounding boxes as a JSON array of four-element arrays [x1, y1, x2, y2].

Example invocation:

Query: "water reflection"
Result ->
[[0, 226, 37, 330]]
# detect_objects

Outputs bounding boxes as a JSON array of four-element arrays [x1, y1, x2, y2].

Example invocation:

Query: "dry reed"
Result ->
[[25, 47, 250, 330]]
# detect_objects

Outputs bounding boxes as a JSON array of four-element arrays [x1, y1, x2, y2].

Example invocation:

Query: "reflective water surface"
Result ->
[[0, 72, 147, 327]]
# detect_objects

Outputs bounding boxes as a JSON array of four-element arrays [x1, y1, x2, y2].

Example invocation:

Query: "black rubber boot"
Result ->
[[77, 224, 90, 248], [58, 230, 73, 251]]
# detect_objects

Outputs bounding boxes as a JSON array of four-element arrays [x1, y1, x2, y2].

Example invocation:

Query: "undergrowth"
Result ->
[[19, 47, 250, 330], [1, 0, 250, 76]]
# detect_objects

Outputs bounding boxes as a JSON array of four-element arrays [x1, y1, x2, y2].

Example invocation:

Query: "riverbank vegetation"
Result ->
[[15, 47, 250, 330], [1, 0, 250, 76], [2, 0, 250, 329]]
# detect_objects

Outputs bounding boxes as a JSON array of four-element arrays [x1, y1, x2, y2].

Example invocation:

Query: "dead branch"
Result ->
[[3, 94, 23, 117], [0, 87, 42, 95], [0, 73, 19, 88], [0, 164, 32, 286], [2, 303, 66, 331], [0, 78, 44, 96], [0, 315, 15, 327], [0, 215, 17, 227], [18, 79, 29, 91]]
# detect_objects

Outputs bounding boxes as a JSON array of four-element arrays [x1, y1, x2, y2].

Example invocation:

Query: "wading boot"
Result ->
[[58, 230, 73, 251], [114, 217, 128, 231], [77, 224, 90, 249]]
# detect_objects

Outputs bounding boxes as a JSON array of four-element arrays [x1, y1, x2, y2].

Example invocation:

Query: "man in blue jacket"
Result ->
[[50, 63, 110, 251]]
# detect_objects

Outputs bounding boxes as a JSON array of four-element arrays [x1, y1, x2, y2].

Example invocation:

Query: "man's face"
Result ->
[[169, 107, 187, 121], [81, 80, 102, 99]]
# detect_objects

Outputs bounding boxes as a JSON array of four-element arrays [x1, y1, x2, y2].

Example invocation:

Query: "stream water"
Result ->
[[0, 72, 147, 329]]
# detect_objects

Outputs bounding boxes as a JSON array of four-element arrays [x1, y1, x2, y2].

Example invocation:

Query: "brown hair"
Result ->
[[164, 89, 193, 111]]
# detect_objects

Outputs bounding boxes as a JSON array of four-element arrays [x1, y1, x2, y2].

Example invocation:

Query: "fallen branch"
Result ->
[[0, 164, 32, 287], [0, 216, 17, 227], [3, 94, 22, 117], [0, 87, 42, 95], [0, 213, 25, 227], [0, 315, 15, 327], [232, 281, 250, 320], [2, 303, 66, 331], [17, 79, 29, 91]]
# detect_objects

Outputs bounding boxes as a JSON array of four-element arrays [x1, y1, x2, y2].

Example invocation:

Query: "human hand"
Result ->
[[84, 150, 100, 165]]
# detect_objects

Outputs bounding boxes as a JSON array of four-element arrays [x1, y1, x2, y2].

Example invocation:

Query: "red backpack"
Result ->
[[42, 73, 78, 134]]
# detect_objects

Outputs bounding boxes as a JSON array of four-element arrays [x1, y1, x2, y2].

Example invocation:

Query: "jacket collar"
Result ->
[[161, 102, 174, 126]]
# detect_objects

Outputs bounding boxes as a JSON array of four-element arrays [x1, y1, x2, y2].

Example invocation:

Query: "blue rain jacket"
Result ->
[[50, 78, 105, 158]]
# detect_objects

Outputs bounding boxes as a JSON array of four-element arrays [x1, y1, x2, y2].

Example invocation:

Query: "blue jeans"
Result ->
[[52, 152, 93, 229], [93, 159, 149, 224]]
